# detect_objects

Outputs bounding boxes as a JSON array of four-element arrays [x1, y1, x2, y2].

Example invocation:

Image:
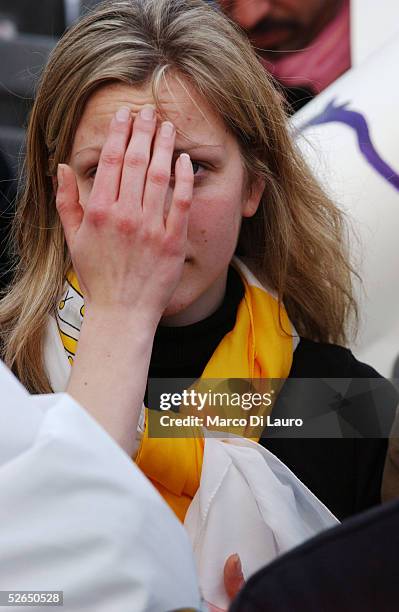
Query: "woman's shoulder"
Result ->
[[290, 337, 383, 379]]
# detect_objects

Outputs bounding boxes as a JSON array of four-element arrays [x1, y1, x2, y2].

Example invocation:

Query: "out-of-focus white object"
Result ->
[[293, 35, 399, 377], [0, 360, 201, 612], [0, 18, 16, 40], [185, 435, 338, 610], [63, 0, 81, 27], [351, 0, 399, 66]]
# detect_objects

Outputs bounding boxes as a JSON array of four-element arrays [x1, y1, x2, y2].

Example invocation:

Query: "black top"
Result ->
[[148, 265, 397, 521], [230, 498, 399, 612], [264, 340, 396, 519]]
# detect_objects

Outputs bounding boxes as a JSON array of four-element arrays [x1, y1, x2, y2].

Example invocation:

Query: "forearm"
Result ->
[[66, 307, 157, 456]]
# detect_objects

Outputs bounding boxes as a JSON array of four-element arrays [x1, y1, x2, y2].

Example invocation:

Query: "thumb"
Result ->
[[224, 553, 245, 601], [56, 163, 83, 248]]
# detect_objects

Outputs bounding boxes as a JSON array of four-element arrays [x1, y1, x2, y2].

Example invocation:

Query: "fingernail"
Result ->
[[115, 107, 131, 123], [232, 554, 242, 575], [161, 121, 174, 137], [179, 152, 191, 169], [140, 105, 155, 121], [57, 164, 64, 187]]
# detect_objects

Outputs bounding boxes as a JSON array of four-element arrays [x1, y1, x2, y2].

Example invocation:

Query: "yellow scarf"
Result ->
[[56, 258, 295, 521]]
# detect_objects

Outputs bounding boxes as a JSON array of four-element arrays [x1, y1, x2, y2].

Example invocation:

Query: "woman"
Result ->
[[0, 0, 394, 606]]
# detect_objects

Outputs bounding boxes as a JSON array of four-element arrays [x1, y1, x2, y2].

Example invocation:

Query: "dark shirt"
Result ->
[[148, 265, 397, 520], [264, 340, 396, 519]]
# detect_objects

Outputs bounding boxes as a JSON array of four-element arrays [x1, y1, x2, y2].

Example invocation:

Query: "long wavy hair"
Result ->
[[0, 0, 357, 392]]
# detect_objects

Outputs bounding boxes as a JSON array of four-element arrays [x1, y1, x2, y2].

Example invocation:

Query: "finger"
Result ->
[[56, 163, 83, 248], [89, 107, 132, 205], [142, 121, 176, 228], [165, 153, 193, 240], [224, 554, 245, 601], [118, 105, 157, 209]]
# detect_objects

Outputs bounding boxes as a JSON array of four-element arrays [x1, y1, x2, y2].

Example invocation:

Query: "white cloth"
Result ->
[[351, 0, 399, 67], [184, 435, 338, 610], [0, 360, 201, 612]]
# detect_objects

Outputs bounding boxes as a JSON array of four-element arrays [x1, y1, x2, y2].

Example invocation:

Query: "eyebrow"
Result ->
[[73, 142, 224, 159], [174, 144, 224, 154]]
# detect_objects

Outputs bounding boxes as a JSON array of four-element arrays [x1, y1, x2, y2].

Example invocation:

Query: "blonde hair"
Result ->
[[0, 0, 357, 392]]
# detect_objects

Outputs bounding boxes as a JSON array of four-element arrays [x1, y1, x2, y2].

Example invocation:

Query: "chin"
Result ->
[[160, 261, 227, 325], [160, 281, 206, 326], [161, 290, 196, 318], [160, 262, 200, 319]]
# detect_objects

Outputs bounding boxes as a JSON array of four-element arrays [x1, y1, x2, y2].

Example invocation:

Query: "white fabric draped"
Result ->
[[0, 360, 201, 612], [185, 434, 338, 609]]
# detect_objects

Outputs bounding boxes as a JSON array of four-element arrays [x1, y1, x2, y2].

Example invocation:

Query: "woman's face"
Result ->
[[68, 78, 264, 325]]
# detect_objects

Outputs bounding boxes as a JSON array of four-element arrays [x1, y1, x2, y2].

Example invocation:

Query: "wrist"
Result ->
[[82, 303, 160, 338]]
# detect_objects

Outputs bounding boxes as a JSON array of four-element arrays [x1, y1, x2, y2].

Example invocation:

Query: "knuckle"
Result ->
[[101, 150, 123, 167], [141, 225, 161, 243], [136, 119, 155, 134], [113, 119, 130, 134], [124, 150, 148, 169], [175, 196, 191, 211], [86, 207, 109, 228], [148, 168, 170, 187], [115, 214, 138, 236]]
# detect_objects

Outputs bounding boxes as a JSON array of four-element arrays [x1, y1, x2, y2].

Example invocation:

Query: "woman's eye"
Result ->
[[191, 161, 202, 175], [87, 160, 206, 181], [171, 159, 207, 179]]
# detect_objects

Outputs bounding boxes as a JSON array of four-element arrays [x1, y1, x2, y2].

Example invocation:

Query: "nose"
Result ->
[[232, 0, 272, 30]]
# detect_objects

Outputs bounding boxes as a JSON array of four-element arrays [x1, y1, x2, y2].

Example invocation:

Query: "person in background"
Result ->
[[219, 0, 350, 112]]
